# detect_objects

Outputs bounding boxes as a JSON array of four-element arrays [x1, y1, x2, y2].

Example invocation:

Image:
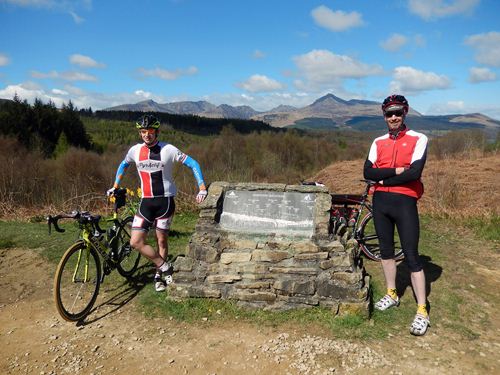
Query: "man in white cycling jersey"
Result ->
[[107, 115, 207, 292]]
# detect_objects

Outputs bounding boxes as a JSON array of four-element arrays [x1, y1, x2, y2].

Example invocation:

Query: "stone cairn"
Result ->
[[170, 182, 370, 316]]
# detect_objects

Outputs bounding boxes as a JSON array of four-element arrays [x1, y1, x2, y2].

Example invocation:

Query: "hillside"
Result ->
[[91, 109, 279, 136], [104, 93, 500, 134], [312, 153, 500, 217]]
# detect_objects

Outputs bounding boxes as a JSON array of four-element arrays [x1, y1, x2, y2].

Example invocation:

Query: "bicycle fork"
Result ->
[[73, 247, 92, 283]]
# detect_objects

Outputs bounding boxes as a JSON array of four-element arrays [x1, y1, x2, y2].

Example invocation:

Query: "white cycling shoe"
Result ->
[[374, 294, 400, 311], [154, 274, 167, 292], [410, 314, 430, 336]]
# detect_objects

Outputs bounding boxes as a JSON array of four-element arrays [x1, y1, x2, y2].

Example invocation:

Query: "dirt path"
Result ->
[[1, 242, 499, 375]]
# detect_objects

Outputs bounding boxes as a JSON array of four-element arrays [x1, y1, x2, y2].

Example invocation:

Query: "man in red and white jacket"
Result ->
[[364, 94, 430, 336]]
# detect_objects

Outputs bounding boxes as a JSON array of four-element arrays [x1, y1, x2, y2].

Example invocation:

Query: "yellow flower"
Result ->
[[109, 196, 116, 203], [127, 188, 134, 197], [137, 187, 142, 196]]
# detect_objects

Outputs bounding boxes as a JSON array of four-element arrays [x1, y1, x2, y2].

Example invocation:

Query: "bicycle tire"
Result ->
[[53, 241, 101, 322], [357, 212, 405, 262], [116, 216, 141, 278]]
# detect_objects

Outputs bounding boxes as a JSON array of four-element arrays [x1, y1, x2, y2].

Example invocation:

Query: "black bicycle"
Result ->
[[330, 180, 404, 262], [48, 188, 141, 322]]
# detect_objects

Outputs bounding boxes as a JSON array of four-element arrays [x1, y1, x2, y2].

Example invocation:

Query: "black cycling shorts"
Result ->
[[372, 191, 423, 272], [132, 197, 175, 232]]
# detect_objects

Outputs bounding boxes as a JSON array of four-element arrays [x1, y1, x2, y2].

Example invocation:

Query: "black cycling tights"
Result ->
[[372, 191, 423, 272]]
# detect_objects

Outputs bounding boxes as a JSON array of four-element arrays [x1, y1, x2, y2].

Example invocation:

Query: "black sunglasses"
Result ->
[[384, 110, 405, 118]]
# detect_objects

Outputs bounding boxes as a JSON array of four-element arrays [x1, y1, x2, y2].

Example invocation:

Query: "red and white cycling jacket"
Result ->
[[363, 127, 428, 199]]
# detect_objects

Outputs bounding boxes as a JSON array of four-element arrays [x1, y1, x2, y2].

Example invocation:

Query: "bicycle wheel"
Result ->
[[54, 241, 101, 322], [116, 216, 141, 278], [357, 212, 404, 261]]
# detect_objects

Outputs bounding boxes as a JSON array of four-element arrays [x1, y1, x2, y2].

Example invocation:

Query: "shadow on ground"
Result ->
[[396, 255, 442, 312], [79, 264, 152, 326]]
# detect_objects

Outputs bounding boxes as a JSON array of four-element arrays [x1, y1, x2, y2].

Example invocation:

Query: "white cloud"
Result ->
[[0, 81, 168, 110], [468, 67, 497, 83], [51, 88, 68, 95], [61, 84, 87, 96], [293, 49, 384, 91], [1, 0, 91, 24], [1, 0, 92, 9], [69, 54, 105, 68], [311, 5, 364, 32], [31, 70, 98, 81], [137, 66, 198, 80], [69, 11, 84, 23], [380, 34, 408, 52], [0, 82, 67, 107], [408, 0, 480, 20], [0, 53, 11, 66], [425, 100, 500, 119], [390, 66, 451, 93], [31, 70, 58, 79], [0, 0, 55, 6], [464, 31, 500, 67], [60, 71, 96, 82], [134, 90, 152, 99], [236, 74, 284, 93], [426, 100, 465, 115], [253, 50, 266, 59]]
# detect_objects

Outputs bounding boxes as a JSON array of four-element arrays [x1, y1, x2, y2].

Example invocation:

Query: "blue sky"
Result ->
[[1, 0, 499, 119]]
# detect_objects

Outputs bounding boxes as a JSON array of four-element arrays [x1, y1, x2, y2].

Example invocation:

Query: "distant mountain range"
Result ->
[[103, 93, 500, 135]]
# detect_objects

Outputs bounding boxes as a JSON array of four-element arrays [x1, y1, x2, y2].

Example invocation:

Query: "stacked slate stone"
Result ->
[[170, 182, 370, 316]]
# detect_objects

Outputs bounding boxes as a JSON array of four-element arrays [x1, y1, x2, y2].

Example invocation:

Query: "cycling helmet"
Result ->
[[382, 94, 409, 114], [136, 115, 160, 129]]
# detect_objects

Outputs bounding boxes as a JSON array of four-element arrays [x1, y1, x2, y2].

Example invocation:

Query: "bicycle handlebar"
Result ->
[[47, 210, 105, 235], [47, 189, 129, 235]]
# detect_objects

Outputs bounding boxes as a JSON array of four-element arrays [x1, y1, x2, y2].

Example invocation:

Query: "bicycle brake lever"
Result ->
[[47, 216, 52, 235], [47, 216, 65, 233], [53, 221, 65, 233]]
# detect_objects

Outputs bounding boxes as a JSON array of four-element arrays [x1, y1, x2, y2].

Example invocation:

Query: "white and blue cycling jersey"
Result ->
[[113, 141, 205, 198]]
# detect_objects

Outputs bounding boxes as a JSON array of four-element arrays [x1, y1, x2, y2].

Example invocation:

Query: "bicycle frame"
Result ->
[[73, 222, 109, 283], [330, 182, 373, 235], [50, 188, 141, 322], [330, 180, 405, 262]]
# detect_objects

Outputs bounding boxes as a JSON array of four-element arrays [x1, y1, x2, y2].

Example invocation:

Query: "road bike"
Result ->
[[329, 180, 404, 262], [48, 188, 141, 322]]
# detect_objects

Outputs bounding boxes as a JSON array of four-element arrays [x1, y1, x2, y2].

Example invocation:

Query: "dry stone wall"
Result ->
[[170, 182, 370, 316]]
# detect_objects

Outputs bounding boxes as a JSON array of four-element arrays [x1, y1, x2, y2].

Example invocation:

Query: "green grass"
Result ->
[[140, 291, 389, 339], [463, 215, 500, 243], [0, 220, 79, 263], [1, 212, 496, 341]]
